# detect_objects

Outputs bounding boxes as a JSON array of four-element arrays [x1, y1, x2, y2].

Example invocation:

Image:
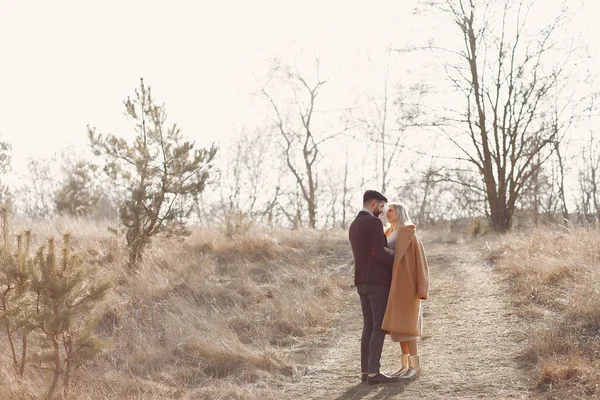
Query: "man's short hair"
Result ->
[[363, 190, 388, 204]]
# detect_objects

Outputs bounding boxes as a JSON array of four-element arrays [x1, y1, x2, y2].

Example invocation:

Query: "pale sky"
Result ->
[[0, 0, 598, 178], [0, 0, 415, 172]]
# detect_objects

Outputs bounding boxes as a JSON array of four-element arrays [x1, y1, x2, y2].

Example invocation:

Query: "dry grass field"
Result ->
[[0, 218, 351, 399], [1, 218, 599, 399], [488, 226, 600, 398]]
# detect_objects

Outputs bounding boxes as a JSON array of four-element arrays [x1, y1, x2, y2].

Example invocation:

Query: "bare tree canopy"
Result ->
[[425, 0, 578, 232], [352, 49, 427, 194], [261, 58, 343, 229]]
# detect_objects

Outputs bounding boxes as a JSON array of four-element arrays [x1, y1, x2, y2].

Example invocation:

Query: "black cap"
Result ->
[[363, 190, 388, 204]]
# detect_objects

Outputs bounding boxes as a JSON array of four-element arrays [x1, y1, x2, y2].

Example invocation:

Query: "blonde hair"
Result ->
[[388, 203, 414, 229]]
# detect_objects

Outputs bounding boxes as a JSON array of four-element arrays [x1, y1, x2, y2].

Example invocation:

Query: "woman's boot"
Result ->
[[389, 353, 409, 377], [400, 355, 420, 378]]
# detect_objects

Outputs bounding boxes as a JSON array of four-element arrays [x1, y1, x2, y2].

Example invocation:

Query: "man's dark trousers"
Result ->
[[357, 282, 390, 374]]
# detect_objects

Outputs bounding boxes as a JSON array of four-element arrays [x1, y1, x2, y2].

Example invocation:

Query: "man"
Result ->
[[349, 190, 398, 385]]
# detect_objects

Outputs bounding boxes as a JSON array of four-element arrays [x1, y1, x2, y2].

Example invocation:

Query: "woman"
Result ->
[[381, 203, 429, 378]]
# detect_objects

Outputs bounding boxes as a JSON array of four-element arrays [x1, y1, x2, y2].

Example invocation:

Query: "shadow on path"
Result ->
[[334, 380, 410, 400]]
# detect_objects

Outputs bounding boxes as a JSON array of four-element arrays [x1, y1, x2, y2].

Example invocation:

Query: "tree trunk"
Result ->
[[490, 201, 511, 233], [46, 336, 61, 400], [341, 147, 349, 229], [3, 319, 20, 375], [307, 196, 316, 229], [19, 332, 27, 377], [63, 335, 73, 398], [418, 172, 433, 225]]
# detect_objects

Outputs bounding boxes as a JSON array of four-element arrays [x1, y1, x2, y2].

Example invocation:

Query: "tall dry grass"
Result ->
[[0, 217, 352, 399], [489, 226, 600, 397]]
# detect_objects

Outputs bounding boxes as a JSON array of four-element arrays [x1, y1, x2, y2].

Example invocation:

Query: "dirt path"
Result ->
[[279, 240, 531, 399]]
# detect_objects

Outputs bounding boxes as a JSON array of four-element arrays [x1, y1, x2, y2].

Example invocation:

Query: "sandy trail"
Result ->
[[279, 240, 531, 399]]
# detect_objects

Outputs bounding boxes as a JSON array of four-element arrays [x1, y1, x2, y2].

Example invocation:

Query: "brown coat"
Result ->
[[381, 225, 429, 337]]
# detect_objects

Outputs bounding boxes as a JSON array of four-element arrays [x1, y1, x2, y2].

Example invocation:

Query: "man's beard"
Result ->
[[373, 210, 381, 217]]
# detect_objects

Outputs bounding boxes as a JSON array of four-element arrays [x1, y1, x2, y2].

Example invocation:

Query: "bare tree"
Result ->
[[276, 186, 305, 229], [19, 158, 57, 219], [340, 137, 354, 229], [552, 137, 569, 221], [219, 128, 282, 233], [0, 139, 11, 208], [317, 130, 360, 229], [353, 51, 426, 194], [577, 132, 600, 223], [518, 156, 558, 224], [261, 58, 341, 229], [536, 69, 590, 223], [426, 0, 575, 232]]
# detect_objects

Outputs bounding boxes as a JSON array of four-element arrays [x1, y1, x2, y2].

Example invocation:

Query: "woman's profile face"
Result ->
[[385, 206, 397, 224]]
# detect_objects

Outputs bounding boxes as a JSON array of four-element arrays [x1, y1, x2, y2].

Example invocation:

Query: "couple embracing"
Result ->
[[349, 190, 430, 385]]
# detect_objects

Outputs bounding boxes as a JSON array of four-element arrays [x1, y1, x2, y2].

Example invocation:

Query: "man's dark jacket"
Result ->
[[349, 211, 395, 286]]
